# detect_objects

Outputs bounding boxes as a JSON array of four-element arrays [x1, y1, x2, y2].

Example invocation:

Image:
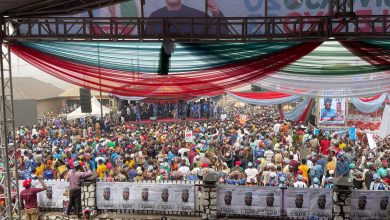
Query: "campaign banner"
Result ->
[[19, 180, 67, 209], [185, 130, 193, 143], [309, 188, 332, 219], [96, 182, 195, 212], [319, 97, 346, 126], [351, 190, 390, 220], [286, 188, 311, 218], [217, 185, 281, 217]]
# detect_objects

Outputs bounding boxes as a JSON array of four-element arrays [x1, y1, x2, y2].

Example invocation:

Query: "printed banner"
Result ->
[[351, 190, 390, 220], [309, 188, 332, 219], [19, 180, 68, 209], [185, 130, 193, 143], [286, 188, 311, 218], [96, 182, 195, 212], [319, 97, 346, 126], [217, 185, 281, 217]]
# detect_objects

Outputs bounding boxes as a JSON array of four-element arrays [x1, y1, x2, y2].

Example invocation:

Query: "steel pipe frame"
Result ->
[[3, 15, 390, 42], [0, 19, 20, 220]]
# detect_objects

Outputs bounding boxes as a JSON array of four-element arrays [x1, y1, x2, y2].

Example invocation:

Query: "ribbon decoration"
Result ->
[[227, 91, 301, 105], [350, 93, 388, 113]]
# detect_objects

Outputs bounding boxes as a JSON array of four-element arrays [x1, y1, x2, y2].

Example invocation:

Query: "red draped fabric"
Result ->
[[340, 41, 390, 66], [11, 42, 321, 98], [297, 99, 313, 123], [359, 94, 383, 102]]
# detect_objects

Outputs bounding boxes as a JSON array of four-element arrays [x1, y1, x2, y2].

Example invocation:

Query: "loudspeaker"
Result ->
[[79, 88, 92, 113], [309, 114, 317, 126], [251, 85, 263, 91]]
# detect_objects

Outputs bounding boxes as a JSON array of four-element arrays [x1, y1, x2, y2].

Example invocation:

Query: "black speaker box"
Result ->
[[79, 88, 92, 113]]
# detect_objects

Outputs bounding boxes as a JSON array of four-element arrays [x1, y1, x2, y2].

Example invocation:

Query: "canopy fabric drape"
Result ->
[[11, 42, 321, 98], [283, 98, 311, 121], [254, 41, 390, 97], [350, 93, 388, 113], [227, 91, 301, 105]]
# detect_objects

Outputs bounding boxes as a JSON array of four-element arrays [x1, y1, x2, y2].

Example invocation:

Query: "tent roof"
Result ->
[[11, 77, 64, 100], [59, 86, 109, 98], [0, 0, 128, 17], [67, 96, 111, 120]]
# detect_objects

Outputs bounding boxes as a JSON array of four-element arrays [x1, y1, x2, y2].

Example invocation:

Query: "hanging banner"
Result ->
[[185, 130, 194, 143], [286, 188, 311, 218], [309, 188, 333, 219], [217, 185, 281, 217], [318, 97, 346, 126], [19, 180, 68, 209], [351, 190, 390, 220], [96, 182, 195, 212]]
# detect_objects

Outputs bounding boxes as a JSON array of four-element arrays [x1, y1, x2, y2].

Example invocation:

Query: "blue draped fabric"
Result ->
[[350, 93, 387, 113], [283, 98, 310, 121]]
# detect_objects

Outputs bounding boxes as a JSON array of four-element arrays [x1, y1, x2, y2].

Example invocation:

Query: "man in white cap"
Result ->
[[245, 162, 259, 185]]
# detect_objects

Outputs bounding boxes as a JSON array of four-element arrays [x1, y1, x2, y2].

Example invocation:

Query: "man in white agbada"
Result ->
[[245, 162, 259, 184]]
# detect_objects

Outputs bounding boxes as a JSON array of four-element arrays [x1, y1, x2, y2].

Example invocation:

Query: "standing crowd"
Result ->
[[8, 104, 389, 193]]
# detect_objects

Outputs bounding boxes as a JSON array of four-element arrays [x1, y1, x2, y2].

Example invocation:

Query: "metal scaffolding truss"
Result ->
[[0, 42, 19, 220], [3, 15, 390, 42]]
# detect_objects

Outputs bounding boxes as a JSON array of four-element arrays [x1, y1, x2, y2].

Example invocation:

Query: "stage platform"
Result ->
[[127, 118, 209, 124]]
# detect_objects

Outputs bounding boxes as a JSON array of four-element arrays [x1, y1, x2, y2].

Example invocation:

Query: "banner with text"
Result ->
[[319, 97, 346, 126], [217, 185, 281, 217], [96, 182, 195, 212], [19, 180, 68, 209], [351, 190, 390, 220]]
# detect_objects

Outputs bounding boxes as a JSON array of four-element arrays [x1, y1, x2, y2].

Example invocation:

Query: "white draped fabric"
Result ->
[[227, 92, 301, 105], [378, 105, 390, 139], [283, 98, 311, 121], [254, 71, 390, 98], [350, 93, 388, 113]]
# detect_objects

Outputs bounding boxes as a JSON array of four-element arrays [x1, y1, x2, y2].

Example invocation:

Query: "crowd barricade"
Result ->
[[217, 184, 333, 219], [95, 180, 203, 217], [19, 179, 390, 219]]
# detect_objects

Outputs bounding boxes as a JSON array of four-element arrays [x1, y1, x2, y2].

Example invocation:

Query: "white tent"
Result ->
[[67, 97, 111, 120]]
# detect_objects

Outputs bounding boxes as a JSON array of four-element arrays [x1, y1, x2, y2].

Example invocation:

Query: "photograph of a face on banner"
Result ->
[[351, 191, 390, 220], [286, 189, 310, 218], [309, 189, 332, 218]]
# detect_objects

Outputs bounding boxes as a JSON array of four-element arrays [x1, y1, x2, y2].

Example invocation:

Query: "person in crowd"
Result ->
[[20, 178, 47, 220]]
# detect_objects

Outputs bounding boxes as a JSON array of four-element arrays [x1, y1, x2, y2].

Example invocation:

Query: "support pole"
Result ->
[[0, 21, 21, 219]]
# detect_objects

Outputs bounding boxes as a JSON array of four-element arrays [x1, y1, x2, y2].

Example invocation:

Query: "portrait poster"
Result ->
[[256, 187, 281, 217], [318, 97, 346, 126], [286, 188, 311, 218], [309, 189, 332, 219], [217, 185, 271, 216], [351, 190, 390, 220], [19, 180, 67, 209], [96, 182, 195, 212]]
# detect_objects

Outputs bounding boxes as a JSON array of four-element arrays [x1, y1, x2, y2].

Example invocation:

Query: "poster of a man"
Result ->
[[380, 196, 388, 210], [295, 194, 304, 208], [122, 187, 130, 201], [181, 189, 189, 203], [266, 193, 274, 207], [317, 195, 326, 209], [358, 196, 366, 210], [141, 188, 149, 202], [144, 0, 229, 36], [320, 98, 336, 121], [224, 191, 232, 206], [103, 187, 111, 201], [244, 192, 252, 206], [161, 188, 169, 202], [319, 97, 346, 126], [46, 186, 53, 200]]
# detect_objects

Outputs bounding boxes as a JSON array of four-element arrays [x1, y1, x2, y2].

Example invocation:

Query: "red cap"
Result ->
[[201, 163, 208, 168], [22, 179, 32, 188], [235, 161, 241, 166]]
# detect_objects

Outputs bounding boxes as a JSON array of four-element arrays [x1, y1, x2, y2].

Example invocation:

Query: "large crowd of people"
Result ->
[[4, 103, 390, 194]]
